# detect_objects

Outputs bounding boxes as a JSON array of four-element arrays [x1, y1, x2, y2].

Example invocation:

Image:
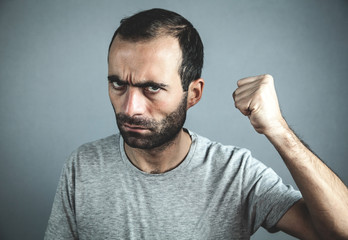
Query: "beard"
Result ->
[[114, 93, 188, 150]]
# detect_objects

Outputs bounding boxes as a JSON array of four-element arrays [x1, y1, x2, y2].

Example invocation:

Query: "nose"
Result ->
[[123, 88, 146, 117]]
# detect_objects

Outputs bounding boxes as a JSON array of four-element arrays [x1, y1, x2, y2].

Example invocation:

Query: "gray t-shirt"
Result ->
[[45, 130, 302, 240]]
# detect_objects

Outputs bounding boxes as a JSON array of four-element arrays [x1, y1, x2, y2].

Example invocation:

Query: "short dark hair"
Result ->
[[108, 8, 204, 91]]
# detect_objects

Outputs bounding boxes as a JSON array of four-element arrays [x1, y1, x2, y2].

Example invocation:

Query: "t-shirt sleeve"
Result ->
[[44, 151, 79, 240], [241, 151, 302, 234]]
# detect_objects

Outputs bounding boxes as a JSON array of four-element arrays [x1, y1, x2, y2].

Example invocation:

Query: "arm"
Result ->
[[45, 156, 78, 240], [233, 74, 348, 239]]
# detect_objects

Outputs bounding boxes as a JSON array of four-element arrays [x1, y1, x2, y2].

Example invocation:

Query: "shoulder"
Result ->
[[188, 130, 260, 171], [190, 130, 251, 158], [75, 134, 119, 154], [66, 134, 120, 166]]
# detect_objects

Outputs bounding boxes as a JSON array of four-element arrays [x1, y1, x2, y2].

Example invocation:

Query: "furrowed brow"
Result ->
[[107, 75, 168, 89], [107, 75, 127, 84], [133, 81, 168, 89]]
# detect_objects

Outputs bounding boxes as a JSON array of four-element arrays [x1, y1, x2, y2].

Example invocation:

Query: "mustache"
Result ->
[[116, 113, 157, 128]]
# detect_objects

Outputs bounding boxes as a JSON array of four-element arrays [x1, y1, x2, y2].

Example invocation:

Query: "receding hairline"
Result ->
[[108, 33, 183, 62], [109, 24, 187, 48]]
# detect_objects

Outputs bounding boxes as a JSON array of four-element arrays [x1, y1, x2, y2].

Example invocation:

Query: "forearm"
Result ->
[[233, 74, 348, 238], [265, 119, 348, 239]]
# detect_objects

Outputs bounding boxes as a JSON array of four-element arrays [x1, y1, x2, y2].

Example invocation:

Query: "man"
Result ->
[[45, 8, 348, 239]]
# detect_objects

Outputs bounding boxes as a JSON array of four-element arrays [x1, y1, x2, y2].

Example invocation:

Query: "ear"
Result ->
[[187, 78, 204, 110]]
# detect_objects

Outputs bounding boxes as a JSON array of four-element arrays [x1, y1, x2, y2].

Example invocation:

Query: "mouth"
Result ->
[[123, 124, 150, 133]]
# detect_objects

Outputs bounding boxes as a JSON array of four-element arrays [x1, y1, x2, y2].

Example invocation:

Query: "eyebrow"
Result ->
[[107, 75, 168, 89]]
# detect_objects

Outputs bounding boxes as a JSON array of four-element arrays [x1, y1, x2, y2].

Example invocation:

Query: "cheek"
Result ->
[[153, 101, 168, 113], [154, 94, 183, 114], [108, 90, 121, 111]]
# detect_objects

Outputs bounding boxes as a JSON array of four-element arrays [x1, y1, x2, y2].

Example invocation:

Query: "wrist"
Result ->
[[262, 117, 290, 139]]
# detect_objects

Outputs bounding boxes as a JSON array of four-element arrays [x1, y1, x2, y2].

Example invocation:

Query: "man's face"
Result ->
[[108, 36, 188, 149]]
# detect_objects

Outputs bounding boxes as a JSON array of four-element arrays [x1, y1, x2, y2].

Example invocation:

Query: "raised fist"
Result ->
[[233, 74, 285, 135]]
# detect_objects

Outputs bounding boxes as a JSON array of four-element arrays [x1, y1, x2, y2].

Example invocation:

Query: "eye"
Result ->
[[111, 81, 126, 90], [145, 86, 161, 93]]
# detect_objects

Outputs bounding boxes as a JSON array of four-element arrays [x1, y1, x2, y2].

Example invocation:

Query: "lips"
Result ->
[[123, 124, 150, 132], [116, 113, 156, 133], [124, 124, 146, 129]]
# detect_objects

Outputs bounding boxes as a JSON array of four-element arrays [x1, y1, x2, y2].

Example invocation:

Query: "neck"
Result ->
[[124, 129, 192, 174]]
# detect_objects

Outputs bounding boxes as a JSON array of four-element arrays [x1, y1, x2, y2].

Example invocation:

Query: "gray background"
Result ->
[[1, 0, 347, 239]]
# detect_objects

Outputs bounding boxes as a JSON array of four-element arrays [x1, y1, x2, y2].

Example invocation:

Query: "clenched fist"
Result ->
[[233, 74, 286, 135]]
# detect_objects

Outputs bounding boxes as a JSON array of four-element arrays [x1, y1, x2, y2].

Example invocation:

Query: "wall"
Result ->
[[0, 0, 347, 239]]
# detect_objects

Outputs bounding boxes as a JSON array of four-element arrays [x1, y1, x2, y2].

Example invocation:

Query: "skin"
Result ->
[[108, 35, 348, 238], [233, 75, 348, 239], [108, 36, 204, 174]]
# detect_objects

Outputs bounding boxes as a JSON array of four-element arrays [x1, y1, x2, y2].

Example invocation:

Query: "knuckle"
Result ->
[[263, 74, 274, 83], [233, 88, 240, 96], [234, 101, 244, 110], [263, 73, 273, 79], [232, 90, 236, 98]]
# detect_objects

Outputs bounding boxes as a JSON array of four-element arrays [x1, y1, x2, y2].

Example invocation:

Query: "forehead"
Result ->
[[110, 35, 181, 55], [108, 36, 182, 77]]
